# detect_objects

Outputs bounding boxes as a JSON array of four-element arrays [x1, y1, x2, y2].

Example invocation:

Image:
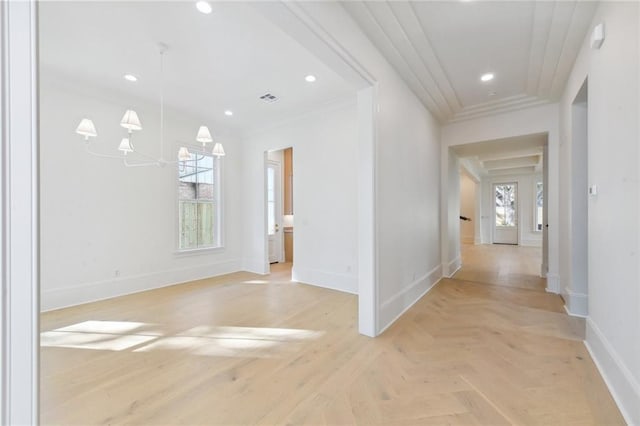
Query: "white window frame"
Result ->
[[175, 146, 224, 253]]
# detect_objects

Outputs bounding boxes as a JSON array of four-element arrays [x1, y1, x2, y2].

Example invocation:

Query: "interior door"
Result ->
[[493, 182, 518, 245], [267, 161, 282, 263]]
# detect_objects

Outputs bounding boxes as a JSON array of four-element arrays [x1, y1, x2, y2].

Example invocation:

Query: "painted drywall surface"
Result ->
[[446, 151, 461, 274], [442, 103, 559, 290], [241, 99, 359, 294], [289, 2, 443, 333], [459, 173, 476, 244], [480, 174, 542, 247], [560, 2, 640, 422], [375, 78, 441, 307], [40, 74, 243, 310]]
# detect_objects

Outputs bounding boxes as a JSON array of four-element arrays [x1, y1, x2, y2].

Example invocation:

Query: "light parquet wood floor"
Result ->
[[41, 250, 624, 425]]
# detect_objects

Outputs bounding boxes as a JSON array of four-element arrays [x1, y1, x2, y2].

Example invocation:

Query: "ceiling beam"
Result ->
[[483, 155, 540, 170], [488, 166, 537, 176], [477, 147, 543, 162]]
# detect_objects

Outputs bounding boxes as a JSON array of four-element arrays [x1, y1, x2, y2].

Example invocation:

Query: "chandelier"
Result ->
[[75, 43, 224, 167]]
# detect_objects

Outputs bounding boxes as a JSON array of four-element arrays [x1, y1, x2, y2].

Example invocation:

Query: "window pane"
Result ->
[[180, 201, 198, 249], [178, 154, 198, 200], [495, 184, 516, 227], [267, 167, 275, 235], [197, 203, 214, 247]]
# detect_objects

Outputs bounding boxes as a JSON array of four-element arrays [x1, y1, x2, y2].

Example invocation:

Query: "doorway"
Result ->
[[265, 147, 294, 268], [565, 78, 588, 316], [493, 182, 518, 245]]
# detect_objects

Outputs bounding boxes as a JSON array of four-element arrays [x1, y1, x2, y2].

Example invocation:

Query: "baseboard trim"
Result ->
[[446, 256, 461, 278], [42, 258, 242, 312], [584, 318, 640, 425], [563, 286, 588, 317], [378, 264, 442, 335], [545, 273, 560, 293], [563, 304, 587, 319], [242, 258, 269, 275], [292, 266, 357, 294]]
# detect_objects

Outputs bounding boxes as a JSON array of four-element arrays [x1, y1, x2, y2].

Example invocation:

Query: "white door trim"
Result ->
[[1, 1, 40, 423]]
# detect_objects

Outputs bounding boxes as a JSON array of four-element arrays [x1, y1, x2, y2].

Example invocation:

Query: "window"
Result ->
[[267, 166, 276, 236], [178, 152, 221, 250], [535, 181, 543, 232]]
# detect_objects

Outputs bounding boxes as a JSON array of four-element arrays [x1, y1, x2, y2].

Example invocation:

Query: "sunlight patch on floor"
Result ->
[[41, 331, 157, 351], [41, 321, 324, 357], [242, 279, 269, 284], [133, 326, 325, 358]]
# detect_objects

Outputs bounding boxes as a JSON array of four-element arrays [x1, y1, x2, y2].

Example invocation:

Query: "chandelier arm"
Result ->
[[130, 146, 164, 163], [123, 157, 161, 168], [85, 143, 126, 160]]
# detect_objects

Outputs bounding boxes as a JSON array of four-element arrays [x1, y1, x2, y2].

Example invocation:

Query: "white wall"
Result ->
[[280, 2, 443, 334], [40, 73, 243, 311], [480, 173, 542, 247], [559, 2, 640, 423], [241, 99, 359, 294], [442, 104, 559, 292], [459, 172, 476, 244]]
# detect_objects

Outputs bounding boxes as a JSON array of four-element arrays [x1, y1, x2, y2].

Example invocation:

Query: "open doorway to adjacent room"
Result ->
[[265, 147, 294, 279], [449, 134, 549, 292]]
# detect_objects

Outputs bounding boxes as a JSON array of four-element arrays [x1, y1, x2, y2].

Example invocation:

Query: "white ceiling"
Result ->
[[452, 133, 547, 176], [39, 1, 356, 136], [343, 1, 597, 123]]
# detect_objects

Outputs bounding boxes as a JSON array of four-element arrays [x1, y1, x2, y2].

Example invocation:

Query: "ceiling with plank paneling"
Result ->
[[343, 1, 597, 123]]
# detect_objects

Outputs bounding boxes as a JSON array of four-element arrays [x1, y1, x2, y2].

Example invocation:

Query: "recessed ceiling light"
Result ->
[[196, 1, 212, 14], [123, 74, 138, 82], [305, 75, 317, 83], [224, 110, 233, 116], [480, 73, 495, 82]]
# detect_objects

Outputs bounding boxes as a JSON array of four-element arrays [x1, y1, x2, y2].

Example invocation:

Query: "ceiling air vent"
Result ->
[[259, 93, 278, 103]]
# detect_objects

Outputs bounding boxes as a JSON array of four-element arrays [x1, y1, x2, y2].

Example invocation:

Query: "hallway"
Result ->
[[454, 243, 547, 292]]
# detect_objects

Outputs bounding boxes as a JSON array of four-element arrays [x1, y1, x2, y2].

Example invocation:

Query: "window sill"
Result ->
[[174, 246, 224, 256]]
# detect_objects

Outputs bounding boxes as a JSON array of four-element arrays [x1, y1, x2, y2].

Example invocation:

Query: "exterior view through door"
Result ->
[[494, 183, 518, 245]]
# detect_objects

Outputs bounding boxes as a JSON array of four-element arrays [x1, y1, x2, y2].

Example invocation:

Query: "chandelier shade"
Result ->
[[178, 147, 192, 161], [120, 110, 142, 132], [196, 126, 213, 144], [76, 118, 97, 139], [118, 138, 134, 154], [212, 142, 226, 157]]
